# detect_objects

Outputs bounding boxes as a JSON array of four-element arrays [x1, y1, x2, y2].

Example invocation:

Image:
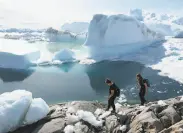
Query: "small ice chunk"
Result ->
[[120, 125, 127, 132], [180, 96, 183, 101], [158, 100, 167, 106], [117, 94, 127, 103], [115, 103, 122, 113], [64, 125, 74, 133], [99, 111, 111, 119], [67, 107, 76, 114], [52, 49, 76, 62], [94, 108, 103, 116], [65, 114, 80, 124], [77, 110, 103, 127], [139, 105, 146, 109]]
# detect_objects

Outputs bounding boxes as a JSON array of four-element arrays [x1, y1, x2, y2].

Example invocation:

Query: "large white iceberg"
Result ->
[[0, 51, 40, 69], [85, 14, 163, 47], [0, 90, 49, 133], [84, 14, 164, 59], [52, 49, 76, 62]]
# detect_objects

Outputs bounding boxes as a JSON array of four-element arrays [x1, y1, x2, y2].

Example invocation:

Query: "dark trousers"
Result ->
[[139, 89, 146, 105], [107, 96, 116, 111]]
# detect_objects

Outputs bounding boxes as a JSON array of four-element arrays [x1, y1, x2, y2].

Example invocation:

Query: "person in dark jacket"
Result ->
[[105, 78, 118, 113], [136, 74, 148, 105]]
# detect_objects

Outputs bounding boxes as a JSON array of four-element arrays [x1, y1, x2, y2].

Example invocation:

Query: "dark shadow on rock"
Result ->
[[0, 68, 34, 82], [9, 118, 49, 133], [85, 60, 183, 103]]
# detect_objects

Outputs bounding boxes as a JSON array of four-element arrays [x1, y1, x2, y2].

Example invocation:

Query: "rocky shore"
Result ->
[[11, 96, 183, 133]]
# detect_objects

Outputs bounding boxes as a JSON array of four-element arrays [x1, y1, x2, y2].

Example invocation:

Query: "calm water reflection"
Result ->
[[0, 61, 182, 105]]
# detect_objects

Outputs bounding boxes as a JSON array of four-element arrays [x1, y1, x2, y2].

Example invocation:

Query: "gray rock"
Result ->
[[129, 111, 163, 133], [74, 122, 89, 133], [32, 118, 65, 133], [105, 115, 119, 132], [9, 98, 183, 133], [160, 115, 172, 128], [158, 106, 181, 126], [65, 101, 105, 113], [160, 120, 183, 133]]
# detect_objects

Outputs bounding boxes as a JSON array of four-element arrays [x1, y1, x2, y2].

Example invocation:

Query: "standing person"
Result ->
[[105, 78, 119, 113], [136, 74, 148, 105]]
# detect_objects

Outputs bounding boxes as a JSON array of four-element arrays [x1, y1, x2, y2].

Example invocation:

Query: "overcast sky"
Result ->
[[0, 0, 183, 29]]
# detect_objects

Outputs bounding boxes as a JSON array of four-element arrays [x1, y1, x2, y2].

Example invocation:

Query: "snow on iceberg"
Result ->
[[52, 49, 76, 62], [145, 22, 174, 36], [130, 9, 144, 21], [84, 14, 164, 59], [0, 90, 49, 133], [0, 51, 40, 69], [61, 22, 89, 33], [173, 17, 183, 26]]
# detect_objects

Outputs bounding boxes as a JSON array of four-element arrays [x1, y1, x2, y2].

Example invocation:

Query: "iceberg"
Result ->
[[0, 90, 49, 133], [173, 17, 183, 26], [52, 49, 76, 62], [45, 27, 76, 42], [84, 14, 164, 59], [61, 22, 89, 33], [24, 98, 49, 125], [175, 31, 183, 38], [130, 9, 144, 21], [131, 9, 183, 36], [0, 51, 40, 69], [145, 23, 174, 36]]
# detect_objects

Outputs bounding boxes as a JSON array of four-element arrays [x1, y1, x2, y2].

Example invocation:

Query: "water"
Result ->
[[0, 61, 182, 105], [1, 38, 183, 105]]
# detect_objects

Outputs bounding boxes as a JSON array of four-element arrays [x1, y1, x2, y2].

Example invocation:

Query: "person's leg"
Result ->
[[106, 98, 112, 111], [139, 92, 144, 105], [111, 97, 116, 111], [142, 90, 146, 103]]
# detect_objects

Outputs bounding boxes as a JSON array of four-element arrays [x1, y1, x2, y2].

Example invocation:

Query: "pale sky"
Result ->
[[0, 0, 183, 29]]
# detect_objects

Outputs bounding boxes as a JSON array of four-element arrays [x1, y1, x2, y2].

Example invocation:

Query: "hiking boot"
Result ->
[[105, 108, 109, 111], [111, 110, 116, 113]]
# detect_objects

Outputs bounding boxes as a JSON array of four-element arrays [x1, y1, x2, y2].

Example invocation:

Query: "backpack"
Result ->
[[115, 86, 120, 97], [143, 79, 150, 87]]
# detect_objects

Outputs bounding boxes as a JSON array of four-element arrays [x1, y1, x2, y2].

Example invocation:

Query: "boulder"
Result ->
[[129, 111, 163, 133], [160, 120, 183, 133], [158, 106, 181, 126], [105, 115, 119, 132], [32, 118, 65, 133]]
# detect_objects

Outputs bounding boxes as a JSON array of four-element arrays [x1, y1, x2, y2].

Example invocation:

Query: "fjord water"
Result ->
[[0, 38, 183, 105], [0, 61, 183, 105]]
